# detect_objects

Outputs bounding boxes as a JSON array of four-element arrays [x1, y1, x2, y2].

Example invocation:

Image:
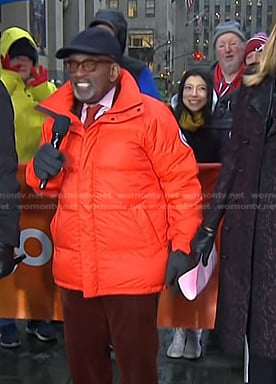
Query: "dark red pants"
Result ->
[[61, 288, 159, 384]]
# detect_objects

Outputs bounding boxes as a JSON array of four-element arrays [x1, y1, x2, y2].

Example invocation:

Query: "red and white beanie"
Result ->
[[244, 32, 268, 60]]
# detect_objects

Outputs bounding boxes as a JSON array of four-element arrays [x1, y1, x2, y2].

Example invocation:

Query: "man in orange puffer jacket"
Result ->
[[25, 27, 202, 384]]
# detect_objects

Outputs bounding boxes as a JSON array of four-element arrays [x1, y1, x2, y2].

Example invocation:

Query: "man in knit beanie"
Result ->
[[244, 32, 268, 66], [210, 20, 246, 160], [213, 20, 246, 97]]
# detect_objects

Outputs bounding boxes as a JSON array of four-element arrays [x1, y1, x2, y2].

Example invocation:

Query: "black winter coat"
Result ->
[[181, 122, 224, 163], [204, 76, 276, 359], [210, 88, 239, 161], [0, 81, 20, 247], [210, 61, 241, 161]]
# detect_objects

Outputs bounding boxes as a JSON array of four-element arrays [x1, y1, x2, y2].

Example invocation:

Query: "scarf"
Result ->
[[214, 63, 245, 97], [179, 111, 204, 132]]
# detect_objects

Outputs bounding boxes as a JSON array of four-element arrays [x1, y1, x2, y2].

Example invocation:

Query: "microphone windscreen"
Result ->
[[52, 115, 71, 137]]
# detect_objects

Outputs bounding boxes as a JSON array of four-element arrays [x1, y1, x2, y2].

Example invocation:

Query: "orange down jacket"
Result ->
[[25, 69, 202, 298]]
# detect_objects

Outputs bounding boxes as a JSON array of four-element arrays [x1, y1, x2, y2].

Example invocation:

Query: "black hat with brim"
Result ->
[[55, 27, 122, 62]]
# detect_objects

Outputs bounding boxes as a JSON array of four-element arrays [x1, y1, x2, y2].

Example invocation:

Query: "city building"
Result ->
[[0, 0, 276, 89], [99, 0, 276, 82], [189, 0, 276, 65]]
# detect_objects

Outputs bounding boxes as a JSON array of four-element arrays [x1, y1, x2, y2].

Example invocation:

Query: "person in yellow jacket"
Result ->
[[0, 26, 57, 348], [0, 26, 56, 162]]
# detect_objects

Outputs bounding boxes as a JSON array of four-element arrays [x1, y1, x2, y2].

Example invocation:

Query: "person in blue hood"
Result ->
[[89, 8, 161, 100]]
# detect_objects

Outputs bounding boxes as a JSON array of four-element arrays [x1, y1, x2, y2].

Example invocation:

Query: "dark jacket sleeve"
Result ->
[[203, 86, 247, 230], [0, 81, 20, 246], [209, 86, 245, 163]]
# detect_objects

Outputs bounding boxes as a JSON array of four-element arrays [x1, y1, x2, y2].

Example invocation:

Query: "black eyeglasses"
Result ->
[[64, 58, 114, 73]]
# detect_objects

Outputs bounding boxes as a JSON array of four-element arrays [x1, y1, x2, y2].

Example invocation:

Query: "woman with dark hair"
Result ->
[[167, 67, 219, 360], [173, 67, 220, 163]]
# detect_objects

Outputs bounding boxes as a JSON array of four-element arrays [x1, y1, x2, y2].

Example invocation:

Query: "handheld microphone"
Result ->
[[39, 115, 71, 190], [14, 254, 26, 265]]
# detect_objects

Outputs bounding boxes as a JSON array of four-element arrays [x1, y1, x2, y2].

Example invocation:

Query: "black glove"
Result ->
[[190, 226, 216, 267], [0, 242, 16, 279], [165, 250, 198, 293], [33, 143, 65, 181]]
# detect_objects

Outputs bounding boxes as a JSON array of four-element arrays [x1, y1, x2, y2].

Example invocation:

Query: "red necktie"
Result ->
[[84, 104, 102, 129]]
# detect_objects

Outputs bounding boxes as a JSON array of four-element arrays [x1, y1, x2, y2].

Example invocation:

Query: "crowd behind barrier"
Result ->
[[0, 163, 221, 328]]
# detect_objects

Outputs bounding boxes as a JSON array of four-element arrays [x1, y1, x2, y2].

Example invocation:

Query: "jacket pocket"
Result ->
[[130, 205, 163, 246]]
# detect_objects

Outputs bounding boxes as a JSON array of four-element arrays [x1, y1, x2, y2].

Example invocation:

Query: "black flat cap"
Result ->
[[55, 27, 122, 62]]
